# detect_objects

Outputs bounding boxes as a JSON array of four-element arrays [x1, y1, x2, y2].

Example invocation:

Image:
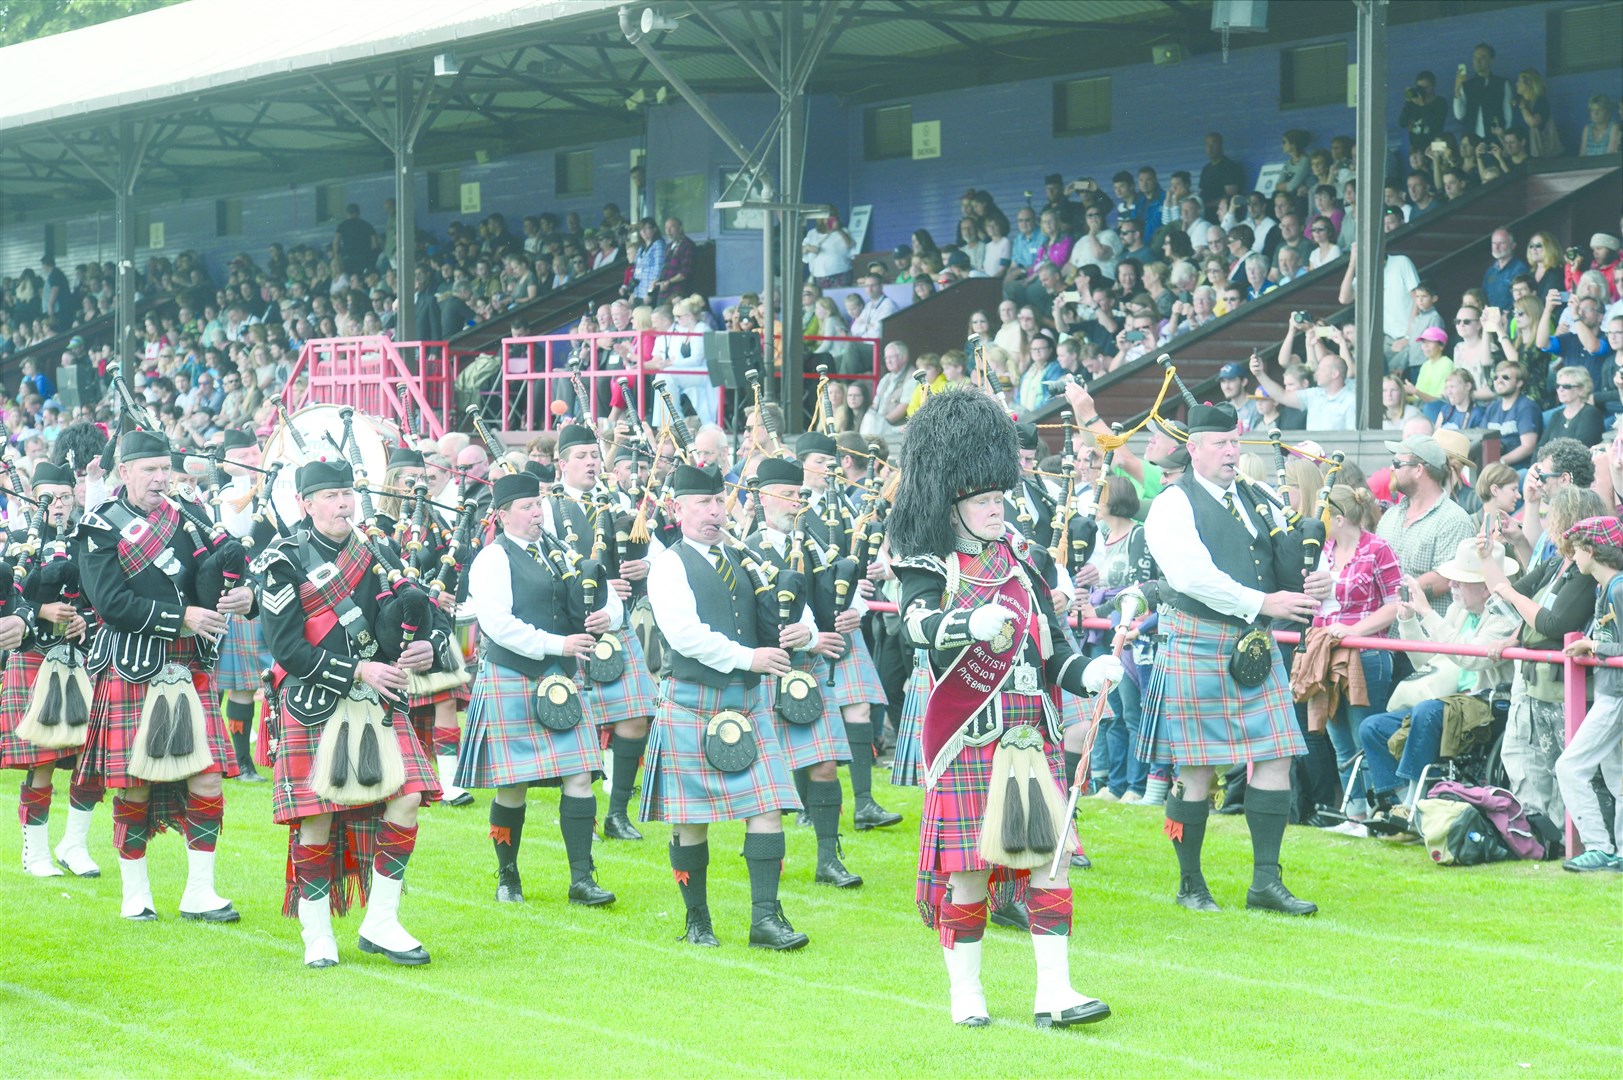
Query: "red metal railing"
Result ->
[[866, 601, 1613, 857], [494, 329, 881, 435], [282, 335, 454, 439]]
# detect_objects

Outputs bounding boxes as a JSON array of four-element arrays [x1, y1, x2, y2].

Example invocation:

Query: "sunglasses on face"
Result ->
[[1391, 458, 1421, 469], [1456, 318, 1478, 325], [1558, 382, 1581, 390]]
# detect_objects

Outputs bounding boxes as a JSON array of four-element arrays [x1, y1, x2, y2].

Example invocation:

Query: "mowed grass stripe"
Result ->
[[2, 774, 1619, 1078]]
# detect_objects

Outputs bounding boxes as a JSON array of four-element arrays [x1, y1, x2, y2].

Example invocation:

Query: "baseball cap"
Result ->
[[1218, 362, 1245, 380], [1383, 434, 1446, 471], [1417, 326, 1449, 344]]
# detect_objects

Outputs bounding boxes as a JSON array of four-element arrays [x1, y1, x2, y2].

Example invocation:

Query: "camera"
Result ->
[[1292, 311, 1309, 325], [1566, 246, 1584, 261], [1058, 290, 1080, 304]]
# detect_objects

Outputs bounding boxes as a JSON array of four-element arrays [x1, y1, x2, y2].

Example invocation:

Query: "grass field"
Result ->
[[1, 770, 1619, 1079]]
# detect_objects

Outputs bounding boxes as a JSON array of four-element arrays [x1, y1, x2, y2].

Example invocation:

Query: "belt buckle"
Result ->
[[1011, 660, 1041, 695]]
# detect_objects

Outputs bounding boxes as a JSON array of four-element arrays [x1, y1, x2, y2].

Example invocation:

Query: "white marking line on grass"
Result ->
[[407, 884, 1228, 1075], [0, 981, 276, 1077], [214, 926, 774, 1076]]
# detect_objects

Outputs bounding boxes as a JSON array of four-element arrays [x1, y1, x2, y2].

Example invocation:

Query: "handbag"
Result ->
[[775, 669, 824, 725], [703, 710, 759, 773], [1528, 118, 1564, 159], [532, 675, 584, 731]]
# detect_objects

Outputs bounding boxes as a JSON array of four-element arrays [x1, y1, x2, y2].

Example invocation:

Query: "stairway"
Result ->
[[1034, 156, 1622, 431]]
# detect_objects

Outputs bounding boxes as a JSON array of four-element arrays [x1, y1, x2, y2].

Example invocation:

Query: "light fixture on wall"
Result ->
[[434, 52, 460, 77], [624, 86, 670, 111], [640, 7, 678, 34]]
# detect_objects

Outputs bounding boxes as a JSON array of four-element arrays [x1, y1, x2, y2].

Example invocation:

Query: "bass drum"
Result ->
[[260, 404, 400, 528]]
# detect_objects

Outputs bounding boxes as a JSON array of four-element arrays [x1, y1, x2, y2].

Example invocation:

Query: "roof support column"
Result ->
[[1353, 0, 1388, 429], [777, 0, 806, 429], [395, 60, 420, 351], [114, 120, 138, 383]]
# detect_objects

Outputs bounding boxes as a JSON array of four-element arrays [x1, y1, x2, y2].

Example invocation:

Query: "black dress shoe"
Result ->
[[680, 910, 720, 947], [853, 798, 904, 831], [956, 1016, 991, 1028], [445, 791, 475, 808], [495, 866, 524, 904], [305, 958, 338, 970], [749, 905, 809, 951], [1070, 852, 1093, 870], [1034, 1000, 1112, 1028], [123, 908, 158, 922], [794, 811, 812, 828], [180, 903, 241, 924], [603, 811, 644, 841], [1246, 878, 1318, 916], [235, 769, 266, 784], [814, 855, 863, 888], [1174, 878, 1221, 913], [569, 877, 616, 907], [989, 899, 1029, 931], [358, 936, 431, 965]]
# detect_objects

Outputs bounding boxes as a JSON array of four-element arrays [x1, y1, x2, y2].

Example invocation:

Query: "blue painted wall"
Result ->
[[3, 0, 1617, 301]]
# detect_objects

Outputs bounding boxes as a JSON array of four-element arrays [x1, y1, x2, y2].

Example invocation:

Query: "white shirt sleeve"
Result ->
[[469, 543, 568, 660], [648, 542, 756, 673], [1143, 486, 1265, 623]]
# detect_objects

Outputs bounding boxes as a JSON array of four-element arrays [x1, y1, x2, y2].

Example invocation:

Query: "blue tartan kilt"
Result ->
[[455, 660, 603, 790], [584, 626, 659, 725], [888, 651, 930, 789], [825, 635, 887, 708], [762, 656, 850, 771], [213, 614, 270, 692], [640, 678, 800, 824], [1136, 609, 1305, 767]]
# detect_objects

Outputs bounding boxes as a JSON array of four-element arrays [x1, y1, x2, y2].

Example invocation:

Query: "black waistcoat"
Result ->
[[482, 535, 576, 678], [1166, 471, 1277, 626], [670, 542, 760, 690]]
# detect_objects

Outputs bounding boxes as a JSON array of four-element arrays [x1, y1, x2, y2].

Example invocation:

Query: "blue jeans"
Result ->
[[1324, 648, 1393, 799], [1107, 676, 1149, 797], [1357, 698, 1446, 796]]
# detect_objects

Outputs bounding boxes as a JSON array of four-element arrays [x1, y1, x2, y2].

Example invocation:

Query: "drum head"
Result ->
[[262, 404, 400, 526]]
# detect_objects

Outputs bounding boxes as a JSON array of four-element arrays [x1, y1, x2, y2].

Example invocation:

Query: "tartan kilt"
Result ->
[[914, 692, 1068, 924], [0, 650, 76, 770], [213, 614, 270, 692], [762, 657, 850, 771], [640, 679, 800, 824], [888, 651, 931, 789], [1136, 609, 1305, 767], [455, 660, 603, 789], [582, 626, 659, 725], [75, 639, 237, 791], [825, 636, 887, 709], [270, 697, 440, 823]]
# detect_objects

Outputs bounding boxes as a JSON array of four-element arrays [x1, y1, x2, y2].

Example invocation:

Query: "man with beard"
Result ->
[[1375, 434, 1478, 616]]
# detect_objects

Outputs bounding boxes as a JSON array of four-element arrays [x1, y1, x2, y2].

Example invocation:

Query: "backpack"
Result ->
[[1422, 781, 1554, 862], [1415, 797, 1513, 865]]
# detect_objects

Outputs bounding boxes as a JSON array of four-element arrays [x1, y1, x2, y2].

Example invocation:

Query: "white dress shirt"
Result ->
[[468, 531, 625, 662], [849, 295, 897, 339], [649, 536, 815, 673], [1144, 471, 1282, 624]]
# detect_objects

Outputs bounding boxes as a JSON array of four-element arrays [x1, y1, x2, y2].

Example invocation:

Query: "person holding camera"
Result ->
[[1251, 317, 1357, 430], [1400, 72, 1448, 159], [1453, 44, 1514, 140]]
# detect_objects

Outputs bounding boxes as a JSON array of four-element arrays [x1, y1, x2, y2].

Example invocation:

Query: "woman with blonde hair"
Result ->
[[1525, 231, 1563, 295], [1513, 69, 1563, 158], [1580, 94, 1621, 156]]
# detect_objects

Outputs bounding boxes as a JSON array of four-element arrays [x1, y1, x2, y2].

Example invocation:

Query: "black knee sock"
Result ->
[[608, 733, 647, 817], [1165, 794, 1210, 891], [845, 721, 874, 802], [669, 840, 709, 915], [742, 831, 786, 921], [559, 794, 598, 882], [1245, 786, 1291, 887], [793, 766, 811, 811], [225, 699, 255, 768], [808, 779, 842, 864], [1064, 751, 1083, 791], [490, 800, 526, 871]]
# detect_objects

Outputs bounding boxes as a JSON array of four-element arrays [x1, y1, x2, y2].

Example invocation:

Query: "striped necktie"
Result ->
[[708, 545, 737, 590], [1223, 490, 1243, 523]]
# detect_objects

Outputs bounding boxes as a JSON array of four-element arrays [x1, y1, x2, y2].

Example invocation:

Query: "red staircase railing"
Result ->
[[281, 336, 453, 440]]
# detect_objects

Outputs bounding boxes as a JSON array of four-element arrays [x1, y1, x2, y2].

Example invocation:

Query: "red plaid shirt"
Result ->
[[1314, 530, 1402, 631]]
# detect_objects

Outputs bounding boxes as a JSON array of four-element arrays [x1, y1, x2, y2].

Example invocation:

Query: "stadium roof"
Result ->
[[0, 0, 1523, 223]]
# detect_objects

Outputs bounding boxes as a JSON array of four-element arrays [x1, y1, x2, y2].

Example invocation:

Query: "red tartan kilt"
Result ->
[[75, 645, 237, 788], [270, 699, 440, 823], [914, 693, 1068, 920], [0, 650, 72, 770]]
